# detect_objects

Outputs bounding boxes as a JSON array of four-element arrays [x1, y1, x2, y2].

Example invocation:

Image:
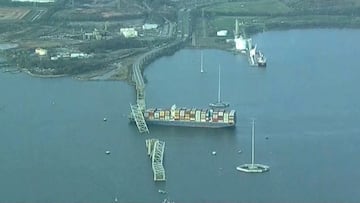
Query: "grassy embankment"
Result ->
[[195, 0, 360, 47]]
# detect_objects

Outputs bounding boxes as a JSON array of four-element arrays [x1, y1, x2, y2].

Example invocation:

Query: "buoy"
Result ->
[[105, 150, 111, 155], [114, 197, 118, 202], [103, 117, 107, 122], [265, 136, 269, 140], [238, 150, 242, 154]]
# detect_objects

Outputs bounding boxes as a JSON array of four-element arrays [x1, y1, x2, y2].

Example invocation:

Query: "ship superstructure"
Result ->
[[234, 19, 249, 53]]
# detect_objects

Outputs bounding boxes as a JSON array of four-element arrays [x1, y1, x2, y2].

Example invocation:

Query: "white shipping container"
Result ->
[[195, 110, 201, 121], [180, 110, 185, 116]]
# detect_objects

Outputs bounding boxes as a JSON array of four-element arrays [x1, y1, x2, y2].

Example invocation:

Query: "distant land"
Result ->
[[1, 0, 360, 79]]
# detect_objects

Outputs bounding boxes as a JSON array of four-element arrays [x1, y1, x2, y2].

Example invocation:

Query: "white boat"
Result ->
[[256, 51, 267, 67], [236, 120, 269, 173], [249, 45, 267, 67], [209, 65, 229, 109]]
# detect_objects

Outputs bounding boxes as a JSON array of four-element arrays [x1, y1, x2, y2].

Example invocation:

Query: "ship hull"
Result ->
[[133, 106, 237, 129], [257, 62, 266, 67], [145, 119, 235, 128]]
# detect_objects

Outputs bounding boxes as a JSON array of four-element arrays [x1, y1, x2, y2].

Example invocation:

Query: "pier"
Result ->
[[146, 139, 166, 181]]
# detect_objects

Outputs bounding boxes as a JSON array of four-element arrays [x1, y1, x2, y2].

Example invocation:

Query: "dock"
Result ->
[[146, 139, 166, 181]]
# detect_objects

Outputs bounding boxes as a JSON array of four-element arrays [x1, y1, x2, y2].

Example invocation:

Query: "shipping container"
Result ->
[[195, 110, 201, 121], [180, 110, 185, 117]]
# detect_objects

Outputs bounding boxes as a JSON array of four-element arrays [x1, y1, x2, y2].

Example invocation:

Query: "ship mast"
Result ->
[[251, 119, 255, 166], [209, 64, 229, 109], [218, 65, 221, 103]]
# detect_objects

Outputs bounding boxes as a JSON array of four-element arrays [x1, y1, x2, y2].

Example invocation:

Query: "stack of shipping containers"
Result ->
[[142, 107, 236, 125]]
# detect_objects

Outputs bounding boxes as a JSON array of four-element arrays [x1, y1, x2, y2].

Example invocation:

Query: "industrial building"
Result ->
[[120, 28, 138, 38], [216, 30, 228, 37], [35, 48, 47, 56], [142, 24, 158, 30]]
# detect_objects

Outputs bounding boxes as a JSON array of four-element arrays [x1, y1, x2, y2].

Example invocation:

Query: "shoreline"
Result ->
[[2, 26, 359, 81]]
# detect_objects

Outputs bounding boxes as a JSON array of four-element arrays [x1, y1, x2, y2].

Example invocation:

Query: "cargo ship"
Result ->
[[143, 104, 236, 128]]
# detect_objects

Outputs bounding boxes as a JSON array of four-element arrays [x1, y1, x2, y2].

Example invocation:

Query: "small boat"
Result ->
[[158, 189, 167, 194], [248, 45, 267, 67], [256, 51, 267, 67], [236, 120, 269, 173], [105, 150, 111, 155], [209, 65, 229, 109], [103, 117, 107, 122]]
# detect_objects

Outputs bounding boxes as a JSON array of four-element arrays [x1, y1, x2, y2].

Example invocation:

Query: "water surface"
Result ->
[[1, 29, 360, 202]]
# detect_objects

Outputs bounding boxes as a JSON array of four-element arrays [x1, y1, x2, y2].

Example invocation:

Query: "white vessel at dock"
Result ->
[[249, 45, 267, 67]]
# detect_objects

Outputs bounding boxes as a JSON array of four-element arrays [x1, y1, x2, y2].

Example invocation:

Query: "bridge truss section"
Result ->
[[130, 103, 149, 134]]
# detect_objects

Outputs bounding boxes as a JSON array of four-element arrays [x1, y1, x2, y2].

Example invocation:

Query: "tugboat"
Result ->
[[249, 45, 267, 67], [256, 51, 267, 67]]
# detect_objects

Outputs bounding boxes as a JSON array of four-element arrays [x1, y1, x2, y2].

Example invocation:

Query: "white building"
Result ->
[[120, 28, 138, 38], [216, 30, 228, 37], [142, 23, 158, 30], [234, 36, 247, 52], [35, 48, 47, 56]]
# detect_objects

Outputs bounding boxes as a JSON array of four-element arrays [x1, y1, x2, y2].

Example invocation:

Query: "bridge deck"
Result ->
[[146, 139, 166, 181]]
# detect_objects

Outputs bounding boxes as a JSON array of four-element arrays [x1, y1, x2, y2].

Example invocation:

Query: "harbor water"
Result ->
[[1, 29, 360, 202]]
